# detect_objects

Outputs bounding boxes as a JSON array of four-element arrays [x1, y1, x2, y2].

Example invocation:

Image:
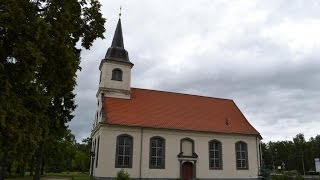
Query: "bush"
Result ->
[[295, 175, 304, 180], [307, 171, 320, 175], [259, 164, 271, 180], [116, 169, 130, 180], [272, 175, 289, 180], [284, 170, 298, 176]]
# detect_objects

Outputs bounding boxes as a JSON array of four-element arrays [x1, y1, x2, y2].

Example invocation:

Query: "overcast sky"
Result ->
[[69, 0, 320, 143]]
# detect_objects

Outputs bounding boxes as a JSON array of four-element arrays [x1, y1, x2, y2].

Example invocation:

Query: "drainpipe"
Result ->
[[259, 139, 263, 166], [139, 128, 144, 180], [256, 136, 261, 177]]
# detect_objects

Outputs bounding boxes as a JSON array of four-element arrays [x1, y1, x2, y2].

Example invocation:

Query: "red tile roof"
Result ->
[[104, 88, 260, 136]]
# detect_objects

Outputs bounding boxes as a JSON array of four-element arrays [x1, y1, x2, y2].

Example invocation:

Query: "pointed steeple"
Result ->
[[111, 18, 124, 48], [105, 18, 130, 62]]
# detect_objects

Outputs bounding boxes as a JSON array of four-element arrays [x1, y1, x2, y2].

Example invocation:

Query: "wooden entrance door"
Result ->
[[182, 162, 193, 180]]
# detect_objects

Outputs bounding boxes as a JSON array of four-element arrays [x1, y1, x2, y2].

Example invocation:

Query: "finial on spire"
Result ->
[[119, 6, 122, 18]]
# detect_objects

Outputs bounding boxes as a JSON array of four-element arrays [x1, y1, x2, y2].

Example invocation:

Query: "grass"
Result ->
[[44, 172, 90, 180], [5, 172, 91, 180]]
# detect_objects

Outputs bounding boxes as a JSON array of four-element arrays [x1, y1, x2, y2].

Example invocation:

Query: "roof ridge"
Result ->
[[131, 87, 233, 101]]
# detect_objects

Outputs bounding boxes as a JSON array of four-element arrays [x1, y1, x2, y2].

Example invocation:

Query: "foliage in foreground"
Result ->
[[271, 174, 305, 180], [116, 169, 130, 180], [6, 172, 91, 180], [259, 162, 271, 180], [0, 0, 105, 179], [262, 133, 320, 174]]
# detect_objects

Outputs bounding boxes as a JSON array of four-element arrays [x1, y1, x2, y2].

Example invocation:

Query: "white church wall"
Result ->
[[92, 124, 261, 179], [93, 125, 142, 178]]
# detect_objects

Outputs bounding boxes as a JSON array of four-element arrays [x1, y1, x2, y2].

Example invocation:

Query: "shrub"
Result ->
[[284, 170, 298, 176], [116, 169, 130, 180], [307, 171, 320, 175], [295, 175, 304, 180], [259, 164, 271, 180], [271, 175, 289, 180]]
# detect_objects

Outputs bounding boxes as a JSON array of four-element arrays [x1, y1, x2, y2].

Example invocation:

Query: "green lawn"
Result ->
[[6, 172, 90, 180]]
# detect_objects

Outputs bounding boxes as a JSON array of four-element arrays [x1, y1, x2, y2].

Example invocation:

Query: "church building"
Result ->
[[90, 18, 262, 180]]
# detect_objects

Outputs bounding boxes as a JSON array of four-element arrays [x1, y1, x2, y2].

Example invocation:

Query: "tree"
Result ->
[[293, 133, 306, 175], [72, 137, 92, 172], [0, 0, 105, 180], [44, 129, 77, 173]]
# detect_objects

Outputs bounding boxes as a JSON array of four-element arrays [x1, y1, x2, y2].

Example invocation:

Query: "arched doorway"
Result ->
[[182, 162, 193, 180]]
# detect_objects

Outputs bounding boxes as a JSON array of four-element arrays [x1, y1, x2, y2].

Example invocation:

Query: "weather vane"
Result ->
[[119, 6, 122, 18]]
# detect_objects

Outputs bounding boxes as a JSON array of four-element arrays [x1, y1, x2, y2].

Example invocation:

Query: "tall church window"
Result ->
[[112, 68, 123, 81], [115, 134, 133, 168], [149, 136, 165, 169], [209, 140, 222, 169], [235, 141, 248, 169]]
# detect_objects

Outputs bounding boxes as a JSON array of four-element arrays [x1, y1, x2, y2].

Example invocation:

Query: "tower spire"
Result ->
[[105, 17, 130, 62], [99, 13, 133, 100], [110, 18, 124, 48]]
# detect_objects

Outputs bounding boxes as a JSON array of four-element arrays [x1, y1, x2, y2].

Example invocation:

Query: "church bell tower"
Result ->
[[97, 18, 134, 99]]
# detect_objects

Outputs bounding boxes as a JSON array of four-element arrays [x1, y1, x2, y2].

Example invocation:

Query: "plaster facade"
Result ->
[[91, 124, 261, 179], [98, 59, 132, 99]]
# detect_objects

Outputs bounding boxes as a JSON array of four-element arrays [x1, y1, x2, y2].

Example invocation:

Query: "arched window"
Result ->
[[235, 141, 248, 170], [209, 140, 222, 169], [115, 134, 133, 168], [149, 136, 165, 169], [112, 68, 123, 81]]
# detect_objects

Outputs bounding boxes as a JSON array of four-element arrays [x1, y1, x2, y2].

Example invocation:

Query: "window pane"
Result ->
[[124, 146, 130, 155], [214, 142, 219, 149], [240, 143, 246, 151], [119, 138, 124, 145], [151, 148, 156, 156], [156, 158, 161, 166], [157, 148, 163, 156], [151, 140, 156, 147], [123, 137, 129, 145], [209, 142, 214, 150], [118, 156, 124, 166], [210, 160, 215, 168], [242, 160, 246, 168], [124, 156, 130, 166], [241, 152, 246, 158], [209, 150, 214, 158], [214, 151, 219, 158], [118, 146, 124, 155], [157, 139, 163, 147], [151, 157, 156, 166], [215, 159, 220, 168], [237, 160, 242, 167], [236, 152, 241, 158]]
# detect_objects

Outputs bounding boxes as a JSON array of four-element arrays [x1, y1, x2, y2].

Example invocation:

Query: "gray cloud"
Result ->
[[69, 0, 320, 142]]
